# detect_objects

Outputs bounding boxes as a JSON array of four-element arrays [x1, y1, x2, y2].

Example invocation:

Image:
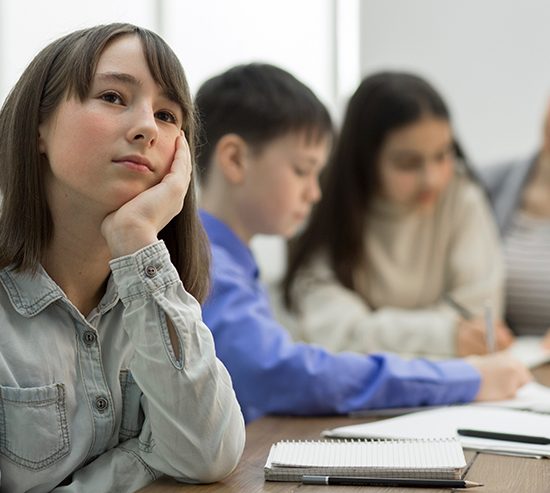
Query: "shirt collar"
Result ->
[[200, 209, 259, 280], [0, 264, 119, 318], [0, 265, 65, 317]]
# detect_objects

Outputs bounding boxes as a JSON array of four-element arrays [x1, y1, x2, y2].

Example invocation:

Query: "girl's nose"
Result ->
[[421, 163, 439, 188], [128, 107, 158, 146]]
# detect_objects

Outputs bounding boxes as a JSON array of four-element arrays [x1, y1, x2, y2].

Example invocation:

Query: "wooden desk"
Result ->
[[138, 365, 550, 493]]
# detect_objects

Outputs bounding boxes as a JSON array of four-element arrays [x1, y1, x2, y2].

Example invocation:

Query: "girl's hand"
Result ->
[[543, 328, 550, 350], [456, 318, 515, 356], [101, 133, 192, 257]]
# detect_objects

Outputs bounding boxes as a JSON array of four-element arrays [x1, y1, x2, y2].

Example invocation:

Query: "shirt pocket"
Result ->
[[118, 369, 144, 442], [0, 382, 70, 471]]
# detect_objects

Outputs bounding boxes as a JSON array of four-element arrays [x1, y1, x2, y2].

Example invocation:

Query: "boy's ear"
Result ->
[[215, 134, 249, 185]]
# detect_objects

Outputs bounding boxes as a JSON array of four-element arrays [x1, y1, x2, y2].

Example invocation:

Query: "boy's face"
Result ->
[[237, 131, 330, 239]]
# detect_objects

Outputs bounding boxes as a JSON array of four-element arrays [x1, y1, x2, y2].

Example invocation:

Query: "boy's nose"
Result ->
[[306, 176, 322, 203]]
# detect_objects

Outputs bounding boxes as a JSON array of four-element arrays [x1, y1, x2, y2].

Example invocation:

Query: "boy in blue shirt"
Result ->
[[195, 63, 530, 423]]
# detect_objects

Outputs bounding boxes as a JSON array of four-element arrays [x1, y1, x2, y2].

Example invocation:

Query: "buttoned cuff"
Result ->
[[109, 241, 179, 303]]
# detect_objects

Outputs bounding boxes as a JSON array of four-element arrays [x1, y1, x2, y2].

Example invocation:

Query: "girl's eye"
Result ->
[[155, 110, 178, 124], [100, 91, 123, 105], [435, 147, 455, 163], [394, 159, 422, 171]]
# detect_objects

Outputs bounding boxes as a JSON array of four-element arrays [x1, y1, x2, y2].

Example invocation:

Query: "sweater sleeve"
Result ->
[[275, 264, 458, 357]]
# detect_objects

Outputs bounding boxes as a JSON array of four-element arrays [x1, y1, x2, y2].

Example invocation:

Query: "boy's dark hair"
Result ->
[[194, 63, 333, 182]]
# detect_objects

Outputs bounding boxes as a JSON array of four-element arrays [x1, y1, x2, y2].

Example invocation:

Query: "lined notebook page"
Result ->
[[264, 438, 466, 482]]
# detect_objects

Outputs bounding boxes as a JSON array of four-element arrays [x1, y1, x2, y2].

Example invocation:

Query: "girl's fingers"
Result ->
[[170, 133, 191, 174]]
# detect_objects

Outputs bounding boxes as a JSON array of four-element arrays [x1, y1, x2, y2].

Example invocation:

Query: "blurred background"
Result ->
[[2, 0, 549, 279]]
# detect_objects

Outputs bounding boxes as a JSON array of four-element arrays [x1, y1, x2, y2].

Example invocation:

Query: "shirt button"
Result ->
[[145, 265, 157, 277], [95, 396, 109, 412], [82, 330, 97, 346]]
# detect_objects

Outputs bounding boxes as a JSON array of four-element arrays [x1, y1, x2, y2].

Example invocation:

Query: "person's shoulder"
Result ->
[[445, 171, 487, 210], [293, 251, 335, 286], [477, 156, 530, 192], [210, 243, 246, 278]]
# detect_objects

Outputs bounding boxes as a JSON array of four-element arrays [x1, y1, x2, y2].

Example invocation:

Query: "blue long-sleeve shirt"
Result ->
[[200, 211, 481, 423]]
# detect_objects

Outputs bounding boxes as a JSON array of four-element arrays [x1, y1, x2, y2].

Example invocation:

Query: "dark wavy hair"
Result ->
[[283, 71, 474, 310]]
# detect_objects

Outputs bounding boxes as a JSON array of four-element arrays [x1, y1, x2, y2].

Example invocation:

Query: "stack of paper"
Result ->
[[324, 406, 550, 458], [507, 336, 550, 369]]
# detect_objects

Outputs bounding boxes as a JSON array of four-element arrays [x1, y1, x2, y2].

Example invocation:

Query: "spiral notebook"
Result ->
[[264, 438, 466, 482]]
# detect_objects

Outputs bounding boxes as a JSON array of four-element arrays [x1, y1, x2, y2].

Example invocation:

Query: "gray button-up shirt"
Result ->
[[0, 241, 245, 492]]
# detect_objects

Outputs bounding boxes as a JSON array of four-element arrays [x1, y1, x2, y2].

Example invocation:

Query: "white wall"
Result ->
[[0, 0, 158, 102], [359, 0, 550, 166], [162, 0, 336, 109]]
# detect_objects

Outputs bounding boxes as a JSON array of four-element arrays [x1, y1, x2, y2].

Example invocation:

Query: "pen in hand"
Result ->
[[484, 302, 496, 353]]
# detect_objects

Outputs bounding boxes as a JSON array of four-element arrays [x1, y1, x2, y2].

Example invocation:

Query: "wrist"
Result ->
[[105, 224, 158, 258]]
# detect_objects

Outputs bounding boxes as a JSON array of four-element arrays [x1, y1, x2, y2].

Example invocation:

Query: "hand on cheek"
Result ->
[[101, 132, 192, 258]]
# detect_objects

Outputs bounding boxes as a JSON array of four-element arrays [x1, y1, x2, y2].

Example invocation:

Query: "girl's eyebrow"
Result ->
[[96, 72, 142, 87]]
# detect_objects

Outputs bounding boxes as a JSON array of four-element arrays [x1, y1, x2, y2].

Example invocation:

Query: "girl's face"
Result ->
[[38, 34, 183, 217], [376, 116, 455, 212]]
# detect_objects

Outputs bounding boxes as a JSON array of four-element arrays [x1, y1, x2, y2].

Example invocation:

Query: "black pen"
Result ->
[[302, 475, 482, 488], [457, 428, 550, 445]]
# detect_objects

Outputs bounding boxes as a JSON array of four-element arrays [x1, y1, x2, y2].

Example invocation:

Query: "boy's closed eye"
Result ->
[[293, 163, 312, 177]]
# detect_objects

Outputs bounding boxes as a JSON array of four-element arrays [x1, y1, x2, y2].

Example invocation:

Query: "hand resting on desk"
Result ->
[[467, 352, 532, 401]]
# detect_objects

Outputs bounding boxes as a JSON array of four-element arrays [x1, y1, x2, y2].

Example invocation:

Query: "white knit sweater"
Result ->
[[273, 174, 504, 358]]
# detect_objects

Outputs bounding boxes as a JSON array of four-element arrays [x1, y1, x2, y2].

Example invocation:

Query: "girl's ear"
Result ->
[[38, 124, 48, 154], [214, 134, 250, 185]]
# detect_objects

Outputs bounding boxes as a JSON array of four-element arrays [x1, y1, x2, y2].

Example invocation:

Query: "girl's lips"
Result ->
[[114, 160, 151, 173], [113, 155, 153, 173], [417, 191, 437, 203]]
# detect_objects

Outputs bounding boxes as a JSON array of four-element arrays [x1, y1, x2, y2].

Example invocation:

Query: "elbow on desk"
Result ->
[[172, 437, 245, 484], [172, 420, 246, 484]]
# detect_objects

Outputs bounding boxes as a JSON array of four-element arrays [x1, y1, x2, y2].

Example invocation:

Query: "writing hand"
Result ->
[[457, 318, 515, 356], [101, 133, 192, 258], [468, 352, 532, 401]]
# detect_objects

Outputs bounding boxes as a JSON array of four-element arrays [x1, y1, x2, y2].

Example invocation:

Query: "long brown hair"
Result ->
[[282, 71, 473, 311], [0, 23, 210, 302]]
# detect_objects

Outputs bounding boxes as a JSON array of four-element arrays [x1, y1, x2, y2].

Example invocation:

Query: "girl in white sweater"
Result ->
[[280, 72, 514, 358]]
